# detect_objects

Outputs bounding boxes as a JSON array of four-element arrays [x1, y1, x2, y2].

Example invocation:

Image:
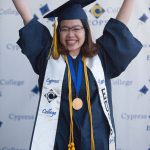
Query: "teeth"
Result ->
[[67, 40, 76, 45]]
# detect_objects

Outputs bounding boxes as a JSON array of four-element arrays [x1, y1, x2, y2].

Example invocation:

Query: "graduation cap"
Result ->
[[43, 0, 96, 21]]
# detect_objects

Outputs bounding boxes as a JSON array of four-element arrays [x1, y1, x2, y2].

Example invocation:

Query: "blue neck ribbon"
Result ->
[[67, 54, 83, 97]]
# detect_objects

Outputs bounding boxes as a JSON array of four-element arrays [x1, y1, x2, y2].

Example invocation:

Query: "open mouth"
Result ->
[[66, 39, 77, 45]]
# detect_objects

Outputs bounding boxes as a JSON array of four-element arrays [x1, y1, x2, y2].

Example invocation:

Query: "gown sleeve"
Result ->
[[96, 18, 143, 78], [17, 18, 52, 75]]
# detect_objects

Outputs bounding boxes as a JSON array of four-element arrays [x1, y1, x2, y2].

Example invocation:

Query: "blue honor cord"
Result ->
[[67, 54, 83, 97]]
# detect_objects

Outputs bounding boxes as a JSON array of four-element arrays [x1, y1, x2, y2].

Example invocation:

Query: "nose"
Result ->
[[69, 28, 74, 33], [67, 29, 75, 36]]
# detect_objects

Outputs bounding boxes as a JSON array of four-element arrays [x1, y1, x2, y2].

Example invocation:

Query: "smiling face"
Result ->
[[59, 19, 85, 56]]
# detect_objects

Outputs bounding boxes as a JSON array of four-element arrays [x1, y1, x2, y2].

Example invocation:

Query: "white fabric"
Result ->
[[31, 55, 115, 150], [31, 56, 66, 150]]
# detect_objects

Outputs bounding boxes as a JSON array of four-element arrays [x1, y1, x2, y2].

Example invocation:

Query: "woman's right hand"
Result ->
[[12, 0, 33, 25]]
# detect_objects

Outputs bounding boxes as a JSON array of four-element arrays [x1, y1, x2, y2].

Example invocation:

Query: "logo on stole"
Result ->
[[44, 89, 57, 103], [89, 3, 105, 19]]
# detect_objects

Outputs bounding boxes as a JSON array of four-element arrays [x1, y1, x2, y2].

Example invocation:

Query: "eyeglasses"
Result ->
[[59, 25, 84, 34]]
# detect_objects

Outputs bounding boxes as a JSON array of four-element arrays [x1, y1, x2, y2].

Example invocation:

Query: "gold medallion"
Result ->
[[72, 98, 83, 110]]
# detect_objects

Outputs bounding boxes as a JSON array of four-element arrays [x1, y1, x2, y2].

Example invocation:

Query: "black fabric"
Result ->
[[97, 18, 142, 78], [17, 18, 52, 91], [17, 18, 143, 150], [43, 0, 96, 19]]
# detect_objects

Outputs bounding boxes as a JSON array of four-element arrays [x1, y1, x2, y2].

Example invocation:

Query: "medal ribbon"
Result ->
[[67, 54, 83, 97]]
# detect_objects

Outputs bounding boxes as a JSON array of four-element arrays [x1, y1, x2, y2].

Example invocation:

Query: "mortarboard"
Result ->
[[43, 0, 96, 21]]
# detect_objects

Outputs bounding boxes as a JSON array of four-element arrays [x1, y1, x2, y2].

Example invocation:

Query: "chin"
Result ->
[[66, 46, 80, 55], [67, 46, 80, 51], [68, 49, 80, 53]]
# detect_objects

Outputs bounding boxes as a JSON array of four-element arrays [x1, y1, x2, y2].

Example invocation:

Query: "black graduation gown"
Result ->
[[17, 18, 142, 150]]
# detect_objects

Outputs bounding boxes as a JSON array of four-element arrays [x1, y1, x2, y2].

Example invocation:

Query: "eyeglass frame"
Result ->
[[59, 25, 84, 34]]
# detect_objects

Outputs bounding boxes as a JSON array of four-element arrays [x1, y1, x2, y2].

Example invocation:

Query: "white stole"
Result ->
[[31, 55, 115, 150]]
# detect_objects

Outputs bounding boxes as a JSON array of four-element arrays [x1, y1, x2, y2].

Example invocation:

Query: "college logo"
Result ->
[[44, 89, 57, 103], [112, 79, 133, 86], [46, 78, 59, 85], [139, 13, 149, 23], [31, 85, 39, 94], [9, 113, 34, 121], [97, 79, 105, 86], [89, 3, 105, 19], [0, 79, 24, 86], [42, 108, 56, 117], [39, 4, 54, 21], [139, 85, 149, 95], [29, 85, 40, 99], [137, 80, 150, 100], [121, 113, 148, 121]]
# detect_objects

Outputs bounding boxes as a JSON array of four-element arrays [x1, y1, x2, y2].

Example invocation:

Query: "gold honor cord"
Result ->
[[82, 56, 95, 150], [65, 56, 75, 150], [64, 56, 95, 150]]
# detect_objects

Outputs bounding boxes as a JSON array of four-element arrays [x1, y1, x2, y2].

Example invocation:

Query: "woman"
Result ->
[[12, 0, 142, 150]]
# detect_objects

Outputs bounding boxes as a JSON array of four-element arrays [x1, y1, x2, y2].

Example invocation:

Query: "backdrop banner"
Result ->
[[0, 0, 150, 150]]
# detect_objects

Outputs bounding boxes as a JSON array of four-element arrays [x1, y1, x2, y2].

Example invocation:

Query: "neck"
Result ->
[[69, 49, 80, 57]]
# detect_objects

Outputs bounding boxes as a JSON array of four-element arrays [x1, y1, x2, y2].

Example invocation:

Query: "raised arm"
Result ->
[[12, 0, 33, 25], [116, 0, 135, 25]]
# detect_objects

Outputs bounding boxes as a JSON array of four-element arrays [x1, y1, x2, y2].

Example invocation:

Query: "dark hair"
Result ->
[[56, 19, 99, 57]]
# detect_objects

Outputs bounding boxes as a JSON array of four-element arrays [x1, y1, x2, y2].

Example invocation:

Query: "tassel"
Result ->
[[47, 18, 59, 59], [68, 143, 71, 150], [52, 18, 59, 59], [71, 142, 75, 150], [68, 142, 75, 150]]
